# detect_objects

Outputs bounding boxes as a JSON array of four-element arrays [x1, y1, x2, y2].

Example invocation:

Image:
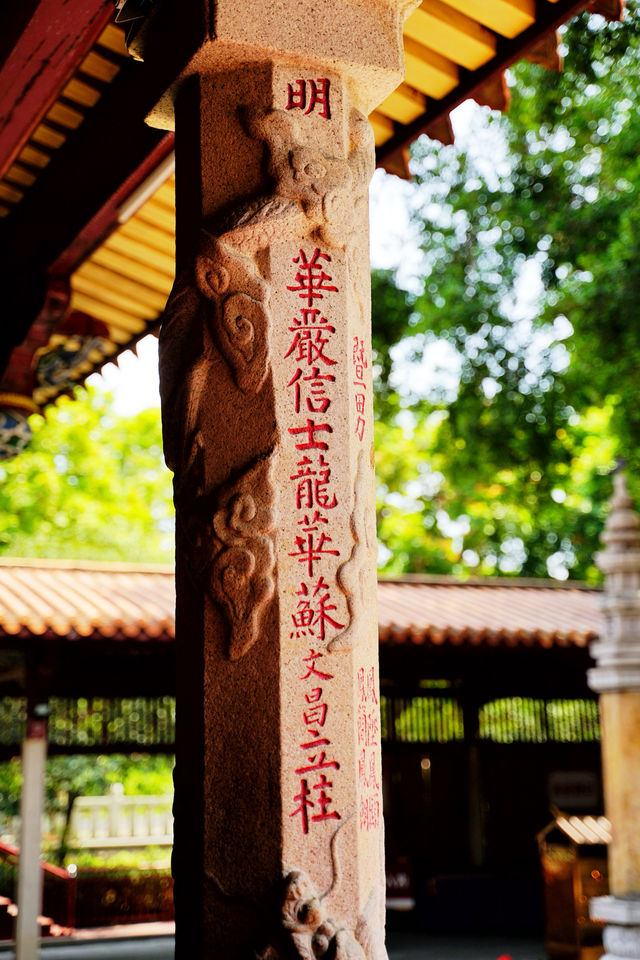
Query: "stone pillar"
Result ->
[[16, 704, 48, 960], [588, 470, 640, 960], [137, 2, 417, 956]]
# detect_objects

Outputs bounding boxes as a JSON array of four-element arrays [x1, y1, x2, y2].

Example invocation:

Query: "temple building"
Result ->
[[0, 563, 604, 933]]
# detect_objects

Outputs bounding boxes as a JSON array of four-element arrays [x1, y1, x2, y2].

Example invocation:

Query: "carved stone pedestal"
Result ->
[[591, 897, 640, 960], [135, 2, 417, 956], [589, 473, 640, 960]]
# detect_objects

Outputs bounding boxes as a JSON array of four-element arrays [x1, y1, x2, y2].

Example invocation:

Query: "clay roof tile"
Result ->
[[0, 560, 604, 649]]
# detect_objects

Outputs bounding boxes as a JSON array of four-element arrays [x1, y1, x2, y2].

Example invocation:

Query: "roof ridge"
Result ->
[[377, 574, 601, 591], [0, 557, 175, 574], [0, 561, 602, 589]]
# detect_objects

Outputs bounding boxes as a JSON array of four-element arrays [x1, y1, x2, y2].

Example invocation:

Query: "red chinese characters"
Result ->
[[357, 665, 381, 832], [290, 455, 337, 511], [287, 249, 338, 307], [288, 418, 332, 451], [284, 248, 342, 632], [285, 78, 331, 119], [352, 336, 369, 443], [290, 578, 344, 643], [289, 650, 341, 835], [284, 251, 344, 836], [285, 309, 337, 368]]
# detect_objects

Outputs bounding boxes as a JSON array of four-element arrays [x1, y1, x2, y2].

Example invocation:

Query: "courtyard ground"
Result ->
[[0, 926, 546, 959]]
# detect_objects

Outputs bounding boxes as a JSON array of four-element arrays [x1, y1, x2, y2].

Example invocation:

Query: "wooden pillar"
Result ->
[[589, 470, 640, 960], [16, 704, 47, 960], [128, 1, 419, 956]]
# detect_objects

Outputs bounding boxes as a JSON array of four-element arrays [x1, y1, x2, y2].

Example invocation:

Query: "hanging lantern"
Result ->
[[0, 393, 39, 461]]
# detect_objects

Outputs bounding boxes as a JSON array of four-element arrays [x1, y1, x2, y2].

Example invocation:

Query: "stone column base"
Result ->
[[591, 896, 640, 960]]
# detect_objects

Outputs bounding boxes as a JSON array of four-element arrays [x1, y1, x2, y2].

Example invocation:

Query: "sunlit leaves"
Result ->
[[373, 4, 640, 581], [0, 387, 174, 562]]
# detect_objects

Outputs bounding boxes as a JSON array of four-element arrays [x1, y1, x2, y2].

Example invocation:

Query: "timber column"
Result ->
[[134, 2, 417, 956], [589, 470, 640, 960]]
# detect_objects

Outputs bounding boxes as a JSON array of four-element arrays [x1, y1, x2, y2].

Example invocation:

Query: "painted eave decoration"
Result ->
[[0, 0, 624, 442]]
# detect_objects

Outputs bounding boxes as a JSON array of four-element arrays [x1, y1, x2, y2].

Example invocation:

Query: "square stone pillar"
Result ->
[[130, 2, 418, 956], [589, 470, 640, 960]]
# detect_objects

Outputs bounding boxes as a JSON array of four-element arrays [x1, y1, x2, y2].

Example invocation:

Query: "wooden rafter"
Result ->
[[375, 0, 592, 169], [0, 0, 114, 182]]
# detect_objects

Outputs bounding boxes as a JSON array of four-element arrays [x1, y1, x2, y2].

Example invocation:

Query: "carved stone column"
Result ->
[[589, 470, 640, 960], [133, 2, 416, 956]]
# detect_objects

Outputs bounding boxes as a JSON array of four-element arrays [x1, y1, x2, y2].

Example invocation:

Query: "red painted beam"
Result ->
[[52, 131, 175, 277], [0, 0, 114, 181], [0, 46, 176, 375]]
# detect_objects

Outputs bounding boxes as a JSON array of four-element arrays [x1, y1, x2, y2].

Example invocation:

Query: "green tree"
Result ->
[[0, 387, 174, 562], [373, 4, 640, 581], [0, 753, 174, 866]]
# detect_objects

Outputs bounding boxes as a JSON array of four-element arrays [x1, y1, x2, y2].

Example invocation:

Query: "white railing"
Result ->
[[68, 785, 173, 848]]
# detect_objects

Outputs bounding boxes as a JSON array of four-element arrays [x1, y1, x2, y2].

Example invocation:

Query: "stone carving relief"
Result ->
[[254, 870, 369, 960], [195, 228, 272, 395], [183, 102, 375, 399], [160, 94, 377, 658], [249, 106, 374, 320], [248, 106, 374, 249], [160, 210, 281, 660], [162, 98, 375, 447], [330, 448, 376, 652], [211, 453, 277, 660], [158, 277, 277, 659]]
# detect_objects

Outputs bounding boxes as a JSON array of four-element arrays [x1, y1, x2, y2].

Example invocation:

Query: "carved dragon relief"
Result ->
[[160, 101, 376, 658], [158, 250, 276, 662], [205, 816, 387, 960], [248, 106, 375, 323], [254, 869, 382, 960], [194, 235, 271, 395], [191, 104, 375, 394], [330, 448, 377, 652]]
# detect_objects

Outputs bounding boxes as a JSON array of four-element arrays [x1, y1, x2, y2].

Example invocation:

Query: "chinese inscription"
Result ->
[[285, 78, 331, 119], [357, 665, 381, 832], [289, 649, 341, 835], [285, 246, 346, 836], [285, 247, 342, 618], [352, 336, 369, 443]]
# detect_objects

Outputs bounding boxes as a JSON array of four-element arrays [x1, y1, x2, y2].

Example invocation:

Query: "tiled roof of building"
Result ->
[[0, 559, 603, 649], [0, 558, 174, 643], [377, 576, 602, 648]]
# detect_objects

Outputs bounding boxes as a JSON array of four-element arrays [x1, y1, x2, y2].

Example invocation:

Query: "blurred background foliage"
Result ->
[[0, 388, 173, 563], [0, 753, 174, 866], [0, 7, 639, 581], [373, 2, 640, 581]]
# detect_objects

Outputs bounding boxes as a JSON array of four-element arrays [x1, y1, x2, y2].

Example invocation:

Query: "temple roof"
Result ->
[[377, 576, 601, 647], [0, 0, 623, 425], [0, 558, 603, 648]]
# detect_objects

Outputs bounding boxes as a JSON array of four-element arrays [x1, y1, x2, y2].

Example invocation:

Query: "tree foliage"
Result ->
[[3, 10, 640, 580], [0, 387, 174, 562], [0, 753, 174, 865], [373, 3, 640, 581]]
